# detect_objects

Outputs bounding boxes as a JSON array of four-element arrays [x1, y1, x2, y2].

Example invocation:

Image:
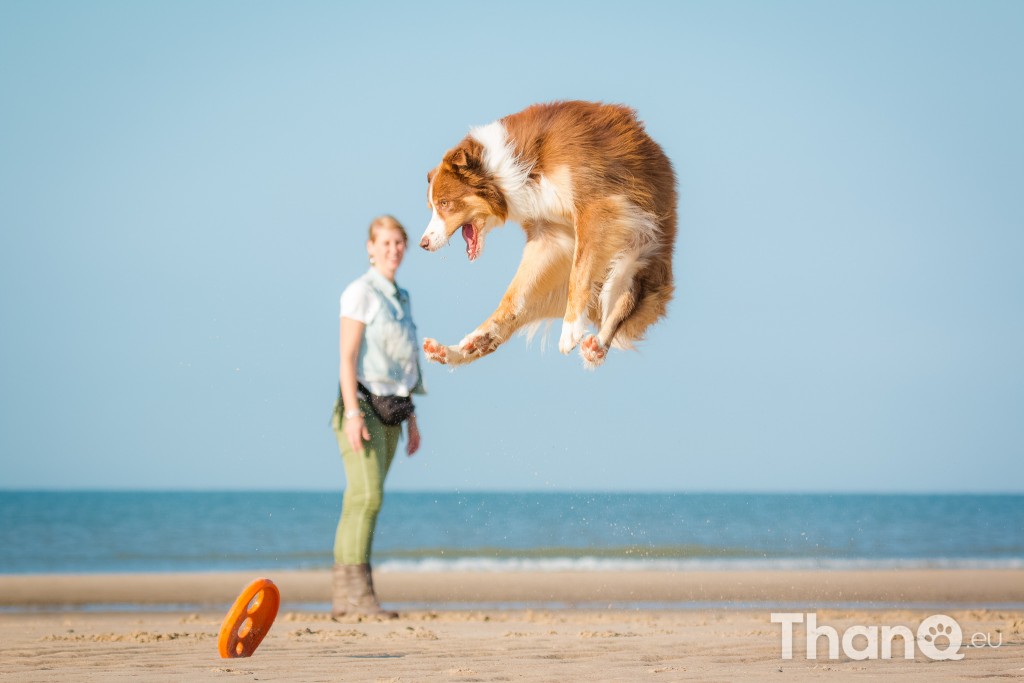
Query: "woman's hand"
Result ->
[[344, 412, 370, 455], [406, 414, 421, 456]]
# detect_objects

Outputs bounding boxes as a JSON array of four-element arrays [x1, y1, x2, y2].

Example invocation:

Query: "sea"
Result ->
[[1, 491, 1022, 575]]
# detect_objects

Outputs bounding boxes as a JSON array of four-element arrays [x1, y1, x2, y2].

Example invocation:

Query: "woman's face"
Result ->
[[367, 227, 407, 280]]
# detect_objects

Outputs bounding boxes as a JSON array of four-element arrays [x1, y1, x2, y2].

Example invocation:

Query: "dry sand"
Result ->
[[2, 570, 1023, 681]]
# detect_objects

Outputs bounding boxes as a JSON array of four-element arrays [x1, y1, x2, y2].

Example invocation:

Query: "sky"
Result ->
[[1, 1, 1022, 493]]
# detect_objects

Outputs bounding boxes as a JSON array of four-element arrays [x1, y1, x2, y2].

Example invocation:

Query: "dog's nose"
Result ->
[[419, 236, 430, 250]]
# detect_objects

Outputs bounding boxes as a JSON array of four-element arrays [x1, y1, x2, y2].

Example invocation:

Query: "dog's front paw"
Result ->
[[458, 328, 501, 358], [580, 335, 607, 369], [558, 318, 586, 354], [423, 338, 449, 365]]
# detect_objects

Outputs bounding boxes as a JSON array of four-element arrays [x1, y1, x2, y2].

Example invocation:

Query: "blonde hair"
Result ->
[[367, 215, 408, 243]]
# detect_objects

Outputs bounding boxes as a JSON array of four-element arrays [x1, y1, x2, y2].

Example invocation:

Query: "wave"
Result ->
[[375, 544, 768, 560], [376, 556, 1024, 572]]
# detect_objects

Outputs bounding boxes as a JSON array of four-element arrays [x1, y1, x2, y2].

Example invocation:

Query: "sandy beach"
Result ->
[[2, 569, 1023, 681]]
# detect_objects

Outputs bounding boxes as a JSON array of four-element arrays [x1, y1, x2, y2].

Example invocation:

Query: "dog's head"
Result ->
[[419, 140, 508, 261]]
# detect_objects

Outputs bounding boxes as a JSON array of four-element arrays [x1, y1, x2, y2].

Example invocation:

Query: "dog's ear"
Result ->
[[448, 148, 469, 169], [446, 146, 480, 172], [427, 168, 435, 184]]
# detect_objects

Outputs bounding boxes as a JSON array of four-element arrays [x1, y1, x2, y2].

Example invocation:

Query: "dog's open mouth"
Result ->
[[461, 223, 480, 261]]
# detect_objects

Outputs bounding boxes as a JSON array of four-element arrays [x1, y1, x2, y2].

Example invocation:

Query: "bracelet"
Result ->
[[343, 408, 363, 419]]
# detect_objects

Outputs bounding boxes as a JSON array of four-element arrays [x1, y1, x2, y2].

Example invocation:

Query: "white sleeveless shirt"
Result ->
[[340, 268, 424, 397]]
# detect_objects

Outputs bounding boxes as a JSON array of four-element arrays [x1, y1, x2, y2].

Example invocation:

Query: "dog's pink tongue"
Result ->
[[461, 224, 477, 259]]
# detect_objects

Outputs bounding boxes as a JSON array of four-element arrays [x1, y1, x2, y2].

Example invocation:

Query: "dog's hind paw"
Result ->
[[558, 317, 586, 354], [580, 335, 607, 369], [422, 338, 449, 365]]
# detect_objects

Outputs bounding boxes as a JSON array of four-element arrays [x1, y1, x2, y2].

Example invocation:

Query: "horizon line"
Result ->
[[2, 488, 1023, 496]]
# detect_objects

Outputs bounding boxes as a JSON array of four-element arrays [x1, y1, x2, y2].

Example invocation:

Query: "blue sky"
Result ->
[[1, 1, 1022, 492]]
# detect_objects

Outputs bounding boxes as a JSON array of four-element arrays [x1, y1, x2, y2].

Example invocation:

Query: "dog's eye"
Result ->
[[439, 200, 449, 209]]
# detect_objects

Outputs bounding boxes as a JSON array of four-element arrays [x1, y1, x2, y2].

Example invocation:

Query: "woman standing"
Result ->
[[332, 215, 424, 618]]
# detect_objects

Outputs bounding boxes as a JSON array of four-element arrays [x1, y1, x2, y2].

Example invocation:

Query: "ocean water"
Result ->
[[0, 491, 1022, 575]]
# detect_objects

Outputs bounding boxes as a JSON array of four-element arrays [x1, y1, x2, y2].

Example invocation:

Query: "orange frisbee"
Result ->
[[218, 578, 280, 658]]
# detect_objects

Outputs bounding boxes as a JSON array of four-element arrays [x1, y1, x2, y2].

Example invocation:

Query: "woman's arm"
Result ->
[[340, 316, 369, 454]]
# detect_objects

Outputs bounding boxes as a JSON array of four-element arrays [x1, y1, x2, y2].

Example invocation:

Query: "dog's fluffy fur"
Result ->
[[418, 100, 677, 369]]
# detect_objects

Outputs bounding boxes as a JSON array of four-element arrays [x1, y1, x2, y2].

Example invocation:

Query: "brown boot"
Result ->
[[331, 563, 347, 618], [343, 563, 397, 618]]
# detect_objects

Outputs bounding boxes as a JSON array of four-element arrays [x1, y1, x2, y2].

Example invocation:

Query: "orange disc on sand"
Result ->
[[218, 578, 280, 658]]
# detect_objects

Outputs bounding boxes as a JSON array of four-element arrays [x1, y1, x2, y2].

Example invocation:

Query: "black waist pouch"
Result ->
[[343, 383, 414, 426]]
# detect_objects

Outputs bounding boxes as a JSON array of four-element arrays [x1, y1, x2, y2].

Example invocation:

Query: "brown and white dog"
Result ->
[[418, 100, 677, 369]]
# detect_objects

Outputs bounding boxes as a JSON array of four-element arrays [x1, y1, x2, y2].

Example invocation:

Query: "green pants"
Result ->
[[332, 401, 401, 565]]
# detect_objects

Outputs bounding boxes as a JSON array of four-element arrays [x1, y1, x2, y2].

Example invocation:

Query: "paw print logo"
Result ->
[[923, 622, 955, 645], [917, 614, 964, 661]]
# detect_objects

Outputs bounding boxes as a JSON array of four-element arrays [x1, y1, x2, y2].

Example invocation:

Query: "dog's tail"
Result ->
[[610, 262, 674, 350]]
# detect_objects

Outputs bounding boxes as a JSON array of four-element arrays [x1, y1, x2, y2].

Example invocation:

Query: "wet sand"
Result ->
[[2, 569, 1023, 681]]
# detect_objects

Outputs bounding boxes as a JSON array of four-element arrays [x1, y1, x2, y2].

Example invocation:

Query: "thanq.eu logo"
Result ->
[[771, 612, 1001, 661]]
